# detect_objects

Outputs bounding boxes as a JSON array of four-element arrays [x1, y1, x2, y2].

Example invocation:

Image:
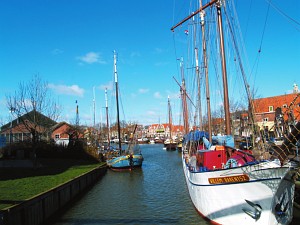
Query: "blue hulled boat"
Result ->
[[106, 51, 143, 171], [106, 149, 143, 170]]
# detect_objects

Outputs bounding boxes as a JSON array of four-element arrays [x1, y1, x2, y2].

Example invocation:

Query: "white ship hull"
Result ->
[[182, 154, 295, 225]]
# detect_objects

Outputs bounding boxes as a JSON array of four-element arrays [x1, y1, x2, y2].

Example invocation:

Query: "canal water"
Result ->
[[53, 144, 210, 225]]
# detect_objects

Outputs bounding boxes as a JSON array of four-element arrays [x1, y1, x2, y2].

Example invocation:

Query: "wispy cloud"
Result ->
[[154, 61, 169, 66], [51, 48, 64, 55], [166, 91, 180, 99], [0, 98, 5, 107], [77, 52, 106, 64], [48, 84, 84, 97], [154, 48, 163, 54], [146, 110, 157, 116], [99, 81, 113, 91], [139, 88, 149, 94], [130, 51, 141, 58], [154, 91, 162, 99]]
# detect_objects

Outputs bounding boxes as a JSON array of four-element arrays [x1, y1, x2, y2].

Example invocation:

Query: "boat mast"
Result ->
[[171, 0, 217, 31], [93, 86, 96, 128], [75, 100, 79, 127], [113, 50, 122, 153], [216, 1, 231, 135], [168, 96, 173, 140], [192, 13, 203, 131], [194, 47, 203, 130], [127, 124, 138, 152], [179, 58, 189, 134], [171, 0, 217, 139], [105, 88, 110, 148], [199, 0, 212, 141], [171, 0, 231, 136]]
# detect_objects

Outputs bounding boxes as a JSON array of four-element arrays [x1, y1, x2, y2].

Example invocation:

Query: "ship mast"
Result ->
[[105, 88, 110, 148], [171, 0, 231, 135], [199, 0, 212, 141], [179, 58, 189, 135], [171, 0, 217, 32], [75, 100, 79, 127], [216, 1, 231, 135], [168, 96, 173, 140], [93, 86, 96, 127], [113, 50, 122, 154], [192, 13, 203, 132]]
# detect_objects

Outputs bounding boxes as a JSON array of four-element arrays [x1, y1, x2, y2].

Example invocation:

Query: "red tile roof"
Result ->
[[253, 93, 300, 120]]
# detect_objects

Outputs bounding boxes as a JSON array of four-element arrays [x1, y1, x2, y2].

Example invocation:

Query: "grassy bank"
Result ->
[[0, 159, 106, 210]]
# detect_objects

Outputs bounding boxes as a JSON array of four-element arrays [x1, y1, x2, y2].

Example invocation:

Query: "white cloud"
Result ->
[[77, 52, 106, 64], [48, 84, 84, 97], [154, 91, 162, 99], [139, 88, 149, 94]]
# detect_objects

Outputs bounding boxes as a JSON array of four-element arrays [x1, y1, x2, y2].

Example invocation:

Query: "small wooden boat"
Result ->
[[106, 51, 143, 170]]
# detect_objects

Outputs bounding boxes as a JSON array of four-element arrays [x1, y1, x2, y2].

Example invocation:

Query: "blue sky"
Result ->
[[0, 0, 299, 127]]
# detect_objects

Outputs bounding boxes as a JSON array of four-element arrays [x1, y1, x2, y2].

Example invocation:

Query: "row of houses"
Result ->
[[252, 88, 299, 137], [1, 84, 299, 146], [0, 110, 87, 148], [146, 84, 300, 139]]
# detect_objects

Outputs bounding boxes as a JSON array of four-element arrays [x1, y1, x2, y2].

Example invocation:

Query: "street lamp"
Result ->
[[9, 107, 15, 157], [9, 107, 16, 144]]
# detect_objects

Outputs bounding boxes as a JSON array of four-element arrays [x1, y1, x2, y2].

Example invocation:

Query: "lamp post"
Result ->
[[9, 107, 15, 144], [9, 107, 15, 157]]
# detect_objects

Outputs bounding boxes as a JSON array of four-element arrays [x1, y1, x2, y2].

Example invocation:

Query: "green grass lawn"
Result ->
[[0, 159, 105, 210]]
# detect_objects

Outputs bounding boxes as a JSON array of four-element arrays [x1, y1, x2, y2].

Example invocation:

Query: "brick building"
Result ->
[[253, 84, 300, 137]]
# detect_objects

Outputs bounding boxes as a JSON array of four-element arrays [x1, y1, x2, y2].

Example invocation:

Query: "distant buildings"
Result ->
[[146, 123, 184, 140], [252, 84, 299, 137], [1, 84, 299, 146], [0, 111, 84, 147], [0, 110, 56, 144]]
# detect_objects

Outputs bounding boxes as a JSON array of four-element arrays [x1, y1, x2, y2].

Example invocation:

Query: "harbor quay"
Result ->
[[0, 165, 107, 225]]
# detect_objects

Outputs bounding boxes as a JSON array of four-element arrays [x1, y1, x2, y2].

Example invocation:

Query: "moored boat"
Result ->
[[171, 0, 299, 224], [163, 138, 177, 151], [163, 96, 177, 151], [106, 148, 144, 170], [177, 139, 182, 152], [106, 51, 143, 170], [181, 130, 297, 224]]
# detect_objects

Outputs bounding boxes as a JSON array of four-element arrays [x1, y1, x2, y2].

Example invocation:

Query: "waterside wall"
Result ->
[[0, 165, 107, 225]]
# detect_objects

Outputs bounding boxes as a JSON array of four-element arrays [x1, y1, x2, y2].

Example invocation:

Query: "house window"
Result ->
[[55, 134, 60, 139], [263, 118, 268, 122], [283, 104, 287, 108], [268, 106, 274, 112]]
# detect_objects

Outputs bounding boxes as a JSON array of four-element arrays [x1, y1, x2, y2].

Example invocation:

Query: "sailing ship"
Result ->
[[106, 51, 143, 170], [99, 88, 111, 151], [163, 96, 177, 150], [171, 1, 299, 224]]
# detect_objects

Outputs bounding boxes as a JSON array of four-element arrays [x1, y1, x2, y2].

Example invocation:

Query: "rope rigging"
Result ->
[[266, 0, 300, 32]]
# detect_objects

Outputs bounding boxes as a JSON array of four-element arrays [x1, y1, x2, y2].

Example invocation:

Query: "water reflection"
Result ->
[[53, 144, 210, 225]]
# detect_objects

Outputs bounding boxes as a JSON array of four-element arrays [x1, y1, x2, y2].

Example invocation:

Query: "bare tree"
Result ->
[[0, 116, 4, 127], [6, 74, 61, 145], [64, 124, 84, 148]]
